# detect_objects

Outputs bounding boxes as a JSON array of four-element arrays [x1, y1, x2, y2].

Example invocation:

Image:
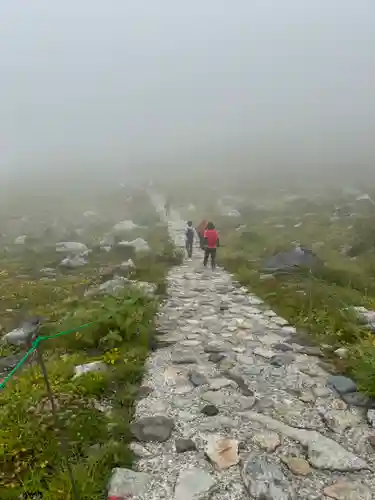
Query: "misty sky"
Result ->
[[1, 2, 375, 179]]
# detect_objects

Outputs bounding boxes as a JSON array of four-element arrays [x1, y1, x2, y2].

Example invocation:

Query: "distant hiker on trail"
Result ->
[[164, 198, 171, 216], [203, 221, 220, 270], [185, 220, 195, 259], [196, 219, 208, 249]]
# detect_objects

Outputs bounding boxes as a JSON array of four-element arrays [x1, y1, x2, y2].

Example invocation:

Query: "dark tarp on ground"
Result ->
[[262, 246, 321, 273]]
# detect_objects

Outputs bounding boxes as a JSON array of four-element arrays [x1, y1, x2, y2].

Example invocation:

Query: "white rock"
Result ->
[[367, 409, 375, 428], [209, 378, 236, 390], [118, 237, 150, 252], [223, 209, 241, 217], [14, 235, 27, 245], [205, 436, 240, 470], [113, 220, 138, 232], [107, 467, 151, 498], [323, 480, 371, 500], [130, 280, 156, 296], [56, 241, 88, 253], [74, 361, 107, 378], [100, 233, 115, 247], [130, 442, 152, 458], [174, 468, 216, 499], [99, 277, 128, 295], [60, 255, 87, 268], [263, 310, 277, 317], [319, 409, 361, 433], [281, 326, 297, 334], [273, 316, 289, 326], [120, 258, 135, 270], [252, 431, 281, 452], [244, 412, 370, 471], [2, 327, 30, 345], [249, 297, 263, 305], [40, 267, 56, 276], [334, 347, 349, 359]]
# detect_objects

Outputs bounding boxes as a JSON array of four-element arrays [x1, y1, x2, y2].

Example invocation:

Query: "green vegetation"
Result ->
[[0, 191, 181, 499]]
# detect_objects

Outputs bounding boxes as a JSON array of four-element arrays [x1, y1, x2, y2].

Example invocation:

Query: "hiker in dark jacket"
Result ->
[[196, 219, 208, 249], [203, 221, 220, 269], [164, 200, 170, 216], [185, 221, 195, 258]]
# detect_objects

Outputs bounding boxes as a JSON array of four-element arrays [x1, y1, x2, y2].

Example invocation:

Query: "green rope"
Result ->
[[0, 344, 38, 390], [0, 322, 93, 391], [39, 322, 93, 341]]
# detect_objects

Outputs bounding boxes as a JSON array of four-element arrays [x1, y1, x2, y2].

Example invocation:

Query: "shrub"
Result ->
[[348, 338, 375, 397]]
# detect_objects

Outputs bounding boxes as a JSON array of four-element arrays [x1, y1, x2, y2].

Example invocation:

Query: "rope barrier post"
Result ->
[[33, 333, 80, 500], [307, 268, 314, 328]]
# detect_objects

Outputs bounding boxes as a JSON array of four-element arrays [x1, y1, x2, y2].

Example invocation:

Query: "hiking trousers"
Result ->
[[197, 232, 205, 249], [185, 239, 193, 258], [203, 248, 217, 269]]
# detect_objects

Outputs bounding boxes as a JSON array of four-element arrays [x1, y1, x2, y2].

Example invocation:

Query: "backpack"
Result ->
[[186, 227, 194, 240]]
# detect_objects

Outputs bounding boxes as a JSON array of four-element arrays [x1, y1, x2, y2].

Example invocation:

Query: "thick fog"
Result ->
[[1, 1, 375, 187]]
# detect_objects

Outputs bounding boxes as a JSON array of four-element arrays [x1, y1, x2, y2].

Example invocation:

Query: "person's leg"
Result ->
[[186, 240, 191, 258], [210, 248, 217, 270], [188, 240, 193, 257], [203, 249, 209, 266], [199, 233, 204, 249]]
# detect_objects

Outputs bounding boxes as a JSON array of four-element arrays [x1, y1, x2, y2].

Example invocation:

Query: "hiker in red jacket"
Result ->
[[196, 219, 208, 249], [203, 221, 220, 269]]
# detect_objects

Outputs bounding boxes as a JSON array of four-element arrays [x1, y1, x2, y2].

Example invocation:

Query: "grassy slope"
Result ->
[[0, 192, 181, 499], [217, 196, 375, 396]]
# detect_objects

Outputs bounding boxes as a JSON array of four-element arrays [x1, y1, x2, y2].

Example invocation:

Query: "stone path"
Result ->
[[117, 207, 375, 499]]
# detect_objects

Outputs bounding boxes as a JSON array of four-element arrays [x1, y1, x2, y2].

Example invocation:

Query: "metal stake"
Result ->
[[35, 340, 80, 500]]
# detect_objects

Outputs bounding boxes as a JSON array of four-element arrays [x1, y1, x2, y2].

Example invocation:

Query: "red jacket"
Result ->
[[204, 229, 219, 248]]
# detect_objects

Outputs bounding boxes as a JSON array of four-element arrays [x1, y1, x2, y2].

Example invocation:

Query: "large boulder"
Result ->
[[107, 468, 151, 499], [113, 220, 138, 232], [14, 235, 27, 245], [99, 277, 128, 295], [118, 237, 150, 253], [353, 306, 375, 332], [56, 241, 88, 254], [85, 277, 129, 297], [130, 281, 156, 297], [2, 318, 41, 346]]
